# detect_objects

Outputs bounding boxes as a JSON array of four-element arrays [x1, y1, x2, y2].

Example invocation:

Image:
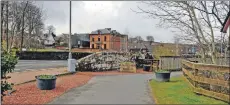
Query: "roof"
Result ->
[[91, 28, 111, 34], [72, 33, 89, 41], [90, 28, 123, 36], [128, 41, 155, 51]]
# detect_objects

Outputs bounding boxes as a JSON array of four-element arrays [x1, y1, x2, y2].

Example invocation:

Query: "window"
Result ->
[[92, 44, 94, 49], [104, 44, 107, 49], [92, 37, 94, 42], [98, 37, 100, 41], [104, 36, 106, 41]]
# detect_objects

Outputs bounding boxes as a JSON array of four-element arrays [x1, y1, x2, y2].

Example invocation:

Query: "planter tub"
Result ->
[[155, 72, 171, 82], [143, 65, 151, 71], [35, 75, 56, 90]]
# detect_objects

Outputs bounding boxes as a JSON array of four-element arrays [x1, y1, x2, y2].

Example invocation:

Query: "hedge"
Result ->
[[16, 51, 92, 60]]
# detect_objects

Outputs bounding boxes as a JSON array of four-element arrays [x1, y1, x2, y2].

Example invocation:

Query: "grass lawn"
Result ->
[[149, 76, 228, 104]]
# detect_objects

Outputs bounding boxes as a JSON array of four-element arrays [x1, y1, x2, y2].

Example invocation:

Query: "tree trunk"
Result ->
[[1, 2, 4, 46], [6, 1, 8, 52], [20, 1, 28, 52]]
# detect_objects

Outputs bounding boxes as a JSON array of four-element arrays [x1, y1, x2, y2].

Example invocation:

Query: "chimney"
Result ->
[[105, 28, 111, 31]]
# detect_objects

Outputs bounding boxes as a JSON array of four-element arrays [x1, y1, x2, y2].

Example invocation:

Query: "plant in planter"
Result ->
[[35, 75, 57, 90], [155, 70, 171, 82]]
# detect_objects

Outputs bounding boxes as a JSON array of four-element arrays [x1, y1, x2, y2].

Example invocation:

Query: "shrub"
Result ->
[[1, 52, 18, 101], [156, 69, 170, 73]]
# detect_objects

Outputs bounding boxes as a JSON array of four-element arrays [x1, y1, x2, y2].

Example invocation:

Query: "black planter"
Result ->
[[143, 65, 151, 71], [35, 75, 57, 90], [155, 71, 171, 82]]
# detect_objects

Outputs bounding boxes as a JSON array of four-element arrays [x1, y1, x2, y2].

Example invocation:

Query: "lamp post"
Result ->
[[68, 1, 75, 72]]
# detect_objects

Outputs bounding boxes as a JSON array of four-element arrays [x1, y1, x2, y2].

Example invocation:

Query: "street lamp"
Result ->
[[68, 1, 75, 72]]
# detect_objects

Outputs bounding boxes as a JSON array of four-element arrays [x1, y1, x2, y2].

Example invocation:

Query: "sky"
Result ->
[[35, 1, 175, 43]]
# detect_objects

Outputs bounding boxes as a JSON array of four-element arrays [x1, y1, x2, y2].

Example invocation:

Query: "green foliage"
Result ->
[[36, 75, 56, 79], [1, 52, 18, 78], [156, 69, 170, 73], [149, 76, 227, 104], [153, 45, 177, 60], [1, 52, 18, 101], [1, 40, 7, 52]]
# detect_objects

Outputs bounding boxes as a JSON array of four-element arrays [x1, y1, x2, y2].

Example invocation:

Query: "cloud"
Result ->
[[35, 1, 174, 43]]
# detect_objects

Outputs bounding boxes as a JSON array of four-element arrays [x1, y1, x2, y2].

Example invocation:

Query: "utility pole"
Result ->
[[69, 1, 72, 59]]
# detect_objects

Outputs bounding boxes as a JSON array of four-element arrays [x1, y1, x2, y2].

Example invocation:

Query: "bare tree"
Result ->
[[134, 1, 228, 64], [1, 1, 4, 45], [47, 25, 55, 35], [20, 1, 29, 52], [6, 1, 9, 52], [1, 1, 45, 51], [146, 35, 154, 44], [135, 36, 144, 43]]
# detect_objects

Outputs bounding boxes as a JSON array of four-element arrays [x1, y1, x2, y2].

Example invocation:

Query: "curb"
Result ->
[[148, 79, 158, 104], [14, 72, 77, 86]]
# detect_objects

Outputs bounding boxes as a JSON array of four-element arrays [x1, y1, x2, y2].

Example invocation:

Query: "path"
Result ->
[[7, 67, 68, 85], [15, 60, 67, 72], [49, 72, 182, 104]]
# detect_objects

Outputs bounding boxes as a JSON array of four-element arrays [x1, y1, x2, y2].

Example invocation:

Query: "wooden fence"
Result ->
[[159, 56, 181, 70], [182, 59, 230, 103], [159, 56, 229, 70]]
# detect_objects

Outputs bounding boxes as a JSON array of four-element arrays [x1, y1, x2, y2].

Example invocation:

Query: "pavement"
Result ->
[[15, 60, 67, 72], [49, 72, 182, 104], [7, 67, 68, 85]]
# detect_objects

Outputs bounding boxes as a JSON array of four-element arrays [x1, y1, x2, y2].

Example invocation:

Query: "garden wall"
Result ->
[[16, 51, 92, 60]]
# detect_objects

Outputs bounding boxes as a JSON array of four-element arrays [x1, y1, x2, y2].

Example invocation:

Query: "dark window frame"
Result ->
[[104, 36, 106, 41], [104, 44, 107, 49]]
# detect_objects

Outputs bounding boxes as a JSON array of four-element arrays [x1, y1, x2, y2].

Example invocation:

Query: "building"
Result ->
[[89, 28, 128, 52], [128, 41, 158, 53], [41, 33, 56, 47], [152, 42, 198, 56], [71, 33, 90, 48]]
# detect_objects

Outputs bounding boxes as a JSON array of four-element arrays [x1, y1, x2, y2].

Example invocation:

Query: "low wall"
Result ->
[[16, 51, 92, 60]]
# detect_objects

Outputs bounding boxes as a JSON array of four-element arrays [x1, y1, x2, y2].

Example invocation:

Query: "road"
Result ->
[[15, 60, 67, 72], [49, 72, 182, 104]]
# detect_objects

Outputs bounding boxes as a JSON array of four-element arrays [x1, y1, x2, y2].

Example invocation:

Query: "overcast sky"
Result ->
[[35, 1, 175, 43]]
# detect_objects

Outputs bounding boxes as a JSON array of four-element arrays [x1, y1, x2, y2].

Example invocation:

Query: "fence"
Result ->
[[159, 56, 181, 71], [158, 56, 229, 70], [182, 59, 230, 103]]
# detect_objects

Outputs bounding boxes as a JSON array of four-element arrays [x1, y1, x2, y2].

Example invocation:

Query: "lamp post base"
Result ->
[[68, 59, 76, 72]]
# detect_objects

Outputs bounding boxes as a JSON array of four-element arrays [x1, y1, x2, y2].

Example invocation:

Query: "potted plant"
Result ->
[[143, 64, 151, 71], [35, 75, 57, 90], [155, 70, 171, 82]]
